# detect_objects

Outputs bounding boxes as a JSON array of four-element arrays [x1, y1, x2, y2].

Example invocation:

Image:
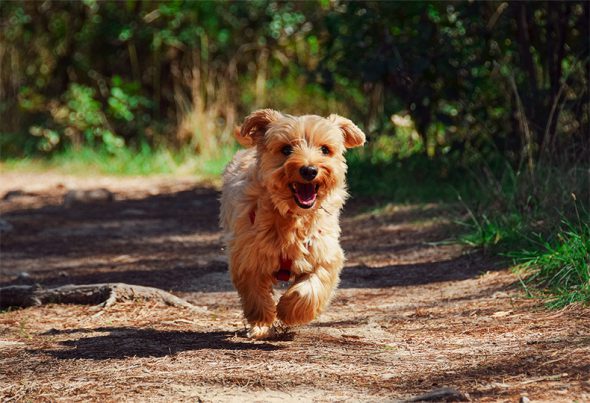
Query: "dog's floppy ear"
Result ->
[[327, 114, 366, 149], [236, 109, 283, 147]]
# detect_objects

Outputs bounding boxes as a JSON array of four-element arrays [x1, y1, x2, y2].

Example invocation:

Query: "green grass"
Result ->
[[1, 143, 236, 178], [457, 212, 526, 252], [459, 208, 589, 308], [455, 162, 589, 308], [511, 219, 590, 308], [456, 186, 530, 252]]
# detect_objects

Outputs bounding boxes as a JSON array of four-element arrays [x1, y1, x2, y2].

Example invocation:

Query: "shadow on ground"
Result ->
[[1, 185, 499, 294], [407, 349, 590, 399], [340, 254, 500, 289], [32, 327, 282, 360]]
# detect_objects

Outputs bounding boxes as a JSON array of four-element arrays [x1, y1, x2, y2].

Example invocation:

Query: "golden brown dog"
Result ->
[[220, 109, 366, 338]]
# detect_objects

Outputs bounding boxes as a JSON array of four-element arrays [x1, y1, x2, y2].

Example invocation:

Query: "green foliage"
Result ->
[[346, 146, 476, 203], [29, 83, 125, 154], [1, 1, 335, 157], [320, 2, 588, 164], [511, 218, 590, 308], [2, 1, 587, 162], [458, 210, 525, 251], [107, 76, 151, 124]]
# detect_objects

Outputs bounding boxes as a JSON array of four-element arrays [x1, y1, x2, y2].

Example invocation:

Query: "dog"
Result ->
[[220, 109, 366, 339]]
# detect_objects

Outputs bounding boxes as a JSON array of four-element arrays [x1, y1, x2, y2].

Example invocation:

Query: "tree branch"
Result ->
[[0, 283, 204, 311]]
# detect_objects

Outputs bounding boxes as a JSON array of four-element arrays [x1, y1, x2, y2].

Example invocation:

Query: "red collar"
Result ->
[[249, 209, 292, 282]]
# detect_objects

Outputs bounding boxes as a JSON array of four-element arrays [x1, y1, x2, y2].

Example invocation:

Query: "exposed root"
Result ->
[[0, 283, 203, 311]]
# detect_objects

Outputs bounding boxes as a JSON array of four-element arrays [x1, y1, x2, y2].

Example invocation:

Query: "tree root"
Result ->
[[0, 283, 203, 311]]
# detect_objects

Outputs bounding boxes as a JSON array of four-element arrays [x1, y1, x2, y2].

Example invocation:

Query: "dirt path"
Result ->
[[1, 173, 588, 402]]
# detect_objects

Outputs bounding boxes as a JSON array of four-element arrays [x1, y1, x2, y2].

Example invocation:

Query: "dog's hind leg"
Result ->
[[276, 264, 341, 326]]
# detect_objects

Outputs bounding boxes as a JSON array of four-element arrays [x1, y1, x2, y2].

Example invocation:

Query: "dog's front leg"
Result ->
[[231, 267, 277, 339], [276, 263, 341, 326]]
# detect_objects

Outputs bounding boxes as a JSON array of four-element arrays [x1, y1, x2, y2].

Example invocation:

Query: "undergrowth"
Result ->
[[457, 162, 589, 308], [346, 148, 476, 203], [511, 218, 590, 308]]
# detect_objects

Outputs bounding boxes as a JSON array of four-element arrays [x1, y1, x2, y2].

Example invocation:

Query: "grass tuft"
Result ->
[[457, 212, 526, 251], [510, 219, 590, 308]]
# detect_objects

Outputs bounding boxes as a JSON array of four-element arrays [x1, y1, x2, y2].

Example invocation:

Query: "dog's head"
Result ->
[[236, 109, 366, 214]]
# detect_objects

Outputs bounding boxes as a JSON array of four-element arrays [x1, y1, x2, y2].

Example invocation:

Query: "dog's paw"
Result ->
[[277, 291, 316, 326], [247, 325, 274, 339]]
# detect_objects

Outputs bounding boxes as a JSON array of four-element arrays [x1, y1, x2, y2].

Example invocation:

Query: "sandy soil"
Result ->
[[0, 172, 589, 402]]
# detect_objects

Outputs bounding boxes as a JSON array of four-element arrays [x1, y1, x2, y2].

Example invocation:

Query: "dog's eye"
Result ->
[[281, 145, 293, 156], [321, 145, 330, 155]]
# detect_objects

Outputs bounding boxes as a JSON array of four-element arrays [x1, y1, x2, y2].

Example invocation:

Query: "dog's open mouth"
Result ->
[[290, 182, 319, 209]]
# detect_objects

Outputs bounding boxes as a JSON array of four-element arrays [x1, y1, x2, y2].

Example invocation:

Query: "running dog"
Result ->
[[220, 109, 365, 338]]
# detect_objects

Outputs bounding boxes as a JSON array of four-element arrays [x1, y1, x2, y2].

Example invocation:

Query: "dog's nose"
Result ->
[[299, 165, 318, 181]]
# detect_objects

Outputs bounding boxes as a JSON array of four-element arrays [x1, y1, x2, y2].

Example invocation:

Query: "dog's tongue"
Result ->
[[294, 183, 316, 205]]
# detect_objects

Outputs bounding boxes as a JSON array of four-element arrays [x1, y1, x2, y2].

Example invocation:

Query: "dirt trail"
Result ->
[[1, 173, 588, 402]]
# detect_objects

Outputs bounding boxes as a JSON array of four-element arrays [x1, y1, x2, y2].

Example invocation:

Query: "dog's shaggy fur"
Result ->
[[220, 109, 366, 338]]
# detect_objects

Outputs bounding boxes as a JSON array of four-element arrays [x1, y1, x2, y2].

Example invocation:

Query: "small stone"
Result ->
[[520, 397, 531, 403]]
